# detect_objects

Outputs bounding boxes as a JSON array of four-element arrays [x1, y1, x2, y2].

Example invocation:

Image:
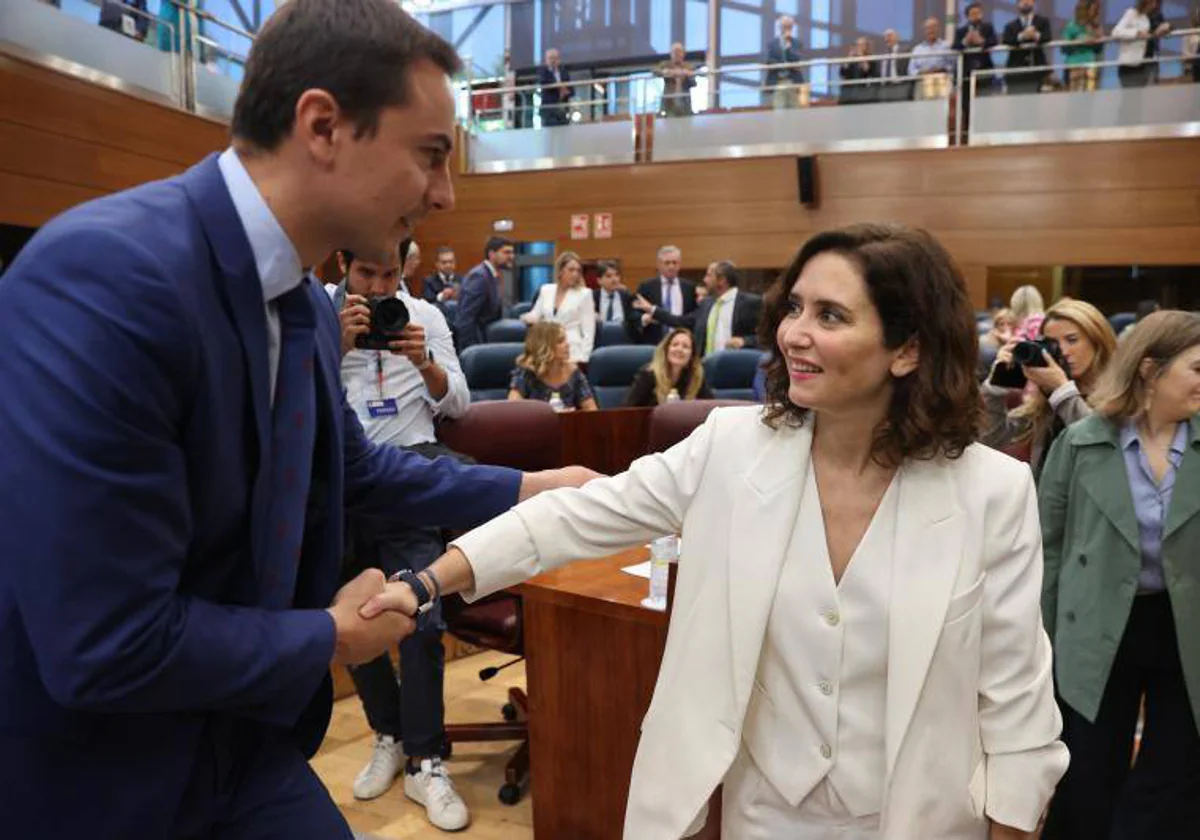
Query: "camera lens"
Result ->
[[1012, 341, 1041, 366], [373, 297, 410, 333]]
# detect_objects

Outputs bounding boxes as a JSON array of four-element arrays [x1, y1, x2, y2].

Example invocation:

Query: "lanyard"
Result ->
[[376, 351, 386, 401]]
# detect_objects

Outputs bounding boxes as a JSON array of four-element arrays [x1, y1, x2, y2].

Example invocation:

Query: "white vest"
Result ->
[[740, 465, 896, 819]]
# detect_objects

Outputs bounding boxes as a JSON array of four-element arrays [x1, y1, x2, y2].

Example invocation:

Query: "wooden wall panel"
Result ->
[[0, 54, 228, 227], [421, 137, 1200, 308]]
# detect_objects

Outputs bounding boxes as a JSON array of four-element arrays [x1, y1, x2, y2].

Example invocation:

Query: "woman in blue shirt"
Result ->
[[1039, 310, 1200, 839]]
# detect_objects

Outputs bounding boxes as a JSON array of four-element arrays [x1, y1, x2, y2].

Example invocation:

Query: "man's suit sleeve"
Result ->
[[0, 227, 333, 723], [455, 271, 486, 348], [1001, 20, 1020, 48], [984, 24, 999, 50], [739, 294, 763, 348], [422, 275, 441, 304]]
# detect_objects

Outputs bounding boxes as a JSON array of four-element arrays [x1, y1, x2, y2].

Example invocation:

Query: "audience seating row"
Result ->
[[458, 344, 767, 406], [484, 318, 632, 349]]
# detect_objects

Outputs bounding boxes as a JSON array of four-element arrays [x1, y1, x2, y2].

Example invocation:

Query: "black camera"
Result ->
[[354, 295, 410, 351], [989, 338, 1068, 389]]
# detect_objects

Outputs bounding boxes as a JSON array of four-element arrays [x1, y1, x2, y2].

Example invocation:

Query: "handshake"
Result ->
[[325, 567, 427, 666]]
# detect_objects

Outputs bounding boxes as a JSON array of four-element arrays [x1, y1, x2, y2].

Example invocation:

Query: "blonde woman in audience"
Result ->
[[1039, 310, 1200, 838], [979, 307, 1017, 353], [507, 321, 598, 411], [1062, 0, 1104, 91], [626, 328, 713, 407], [1010, 284, 1046, 340], [983, 297, 1117, 475], [522, 250, 597, 363], [368, 224, 1067, 839]]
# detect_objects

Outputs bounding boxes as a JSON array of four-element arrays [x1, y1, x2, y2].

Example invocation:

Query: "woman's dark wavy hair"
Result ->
[[758, 224, 982, 468]]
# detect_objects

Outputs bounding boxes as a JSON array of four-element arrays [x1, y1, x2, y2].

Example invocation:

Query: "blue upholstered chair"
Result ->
[[702, 349, 764, 402], [460, 343, 523, 402], [587, 345, 654, 408], [485, 318, 528, 344]]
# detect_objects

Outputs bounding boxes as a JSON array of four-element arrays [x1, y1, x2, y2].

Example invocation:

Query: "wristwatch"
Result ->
[[388, 569, 437, 616]]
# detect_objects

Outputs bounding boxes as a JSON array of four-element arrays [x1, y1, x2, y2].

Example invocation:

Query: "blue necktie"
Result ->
[[663, 282, 674, 315], [261, 281, 317, 609]]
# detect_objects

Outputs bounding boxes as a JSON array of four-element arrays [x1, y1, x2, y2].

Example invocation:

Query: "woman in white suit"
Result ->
[[521, 250, 596, 363], [364, 225, 1068, 839]]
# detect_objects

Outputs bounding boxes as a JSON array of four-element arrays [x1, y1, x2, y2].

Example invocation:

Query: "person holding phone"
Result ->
[[983, 297, 1117, 476]]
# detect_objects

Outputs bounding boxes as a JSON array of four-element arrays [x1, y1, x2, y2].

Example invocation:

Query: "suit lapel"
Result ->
[[1165, 419, 1200, 540], [727, 422, 809, 719], [884, 458, 966, 783], [180, 154, 273, 567]]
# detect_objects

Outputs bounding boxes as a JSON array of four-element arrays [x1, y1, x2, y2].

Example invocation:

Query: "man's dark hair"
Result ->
[[435, 246, 455, 258], [713, 260, 739, 288], [485, 237, 513, 260], [232, 0, 462, 151], [597, 260, 621, 275], [965, 1, 983, 12]]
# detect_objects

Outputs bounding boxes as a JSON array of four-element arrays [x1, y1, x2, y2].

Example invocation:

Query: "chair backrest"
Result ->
[[647, 399, 754, 453], [485, 318, 528, 344], [460, 342, 523, 401], [703, 349, 765, 400], [437, 400, 562, 471], [587, 345, 654, 408], [1109, 312, 1135, 335], [595, 321, 633, 348], [507, 301, 533, 319]]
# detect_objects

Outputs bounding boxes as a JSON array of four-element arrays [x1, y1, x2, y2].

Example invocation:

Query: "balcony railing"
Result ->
[[2, 0, 1196, 171]]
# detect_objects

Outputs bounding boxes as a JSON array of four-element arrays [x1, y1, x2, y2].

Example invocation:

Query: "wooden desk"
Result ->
[[517, 547, 666, 839], [559, 407, 653, 475]]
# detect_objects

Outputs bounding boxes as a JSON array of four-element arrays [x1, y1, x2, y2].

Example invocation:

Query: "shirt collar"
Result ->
[[718, 287, 738, 304], [1122, 420, 1190, 455], [661, 276, 676, 286], [217, 148, 303, 304]]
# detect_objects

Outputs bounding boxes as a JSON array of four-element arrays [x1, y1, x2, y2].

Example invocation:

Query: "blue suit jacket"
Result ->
[[454, 261, 502, 350], [0, 155, 521, 838]]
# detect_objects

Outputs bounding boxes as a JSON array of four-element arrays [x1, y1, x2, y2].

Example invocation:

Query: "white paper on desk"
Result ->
[[621, 561, 653, 580]]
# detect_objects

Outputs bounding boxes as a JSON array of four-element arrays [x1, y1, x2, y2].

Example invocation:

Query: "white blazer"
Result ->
[[1113, 9, 1152, 66], [526, 283, 596, 363], [454, 406, 1068, 840]]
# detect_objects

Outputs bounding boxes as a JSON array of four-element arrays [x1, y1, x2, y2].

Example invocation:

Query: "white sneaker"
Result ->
[[404, 757, 471, 832], [352, 734, 404, 801]]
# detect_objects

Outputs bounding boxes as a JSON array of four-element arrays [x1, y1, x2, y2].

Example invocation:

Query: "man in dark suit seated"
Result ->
[[0, 3, 596, 838], [1002, 0, 1053, 94], [631, 245, 698, 346], [693, 261, 761, 357], [839, 36, 880, 104], [536, 48, 572, 127], [764, 15, 804, 109], [592, 260, 637, 343], [422, 245, 461, 305], [455, 236, 513, 351]]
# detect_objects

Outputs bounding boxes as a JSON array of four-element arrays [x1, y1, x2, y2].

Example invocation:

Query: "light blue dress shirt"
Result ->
[[1121, 420, 1188, 593], [910, 39, 954, 75], [216, 148, 304, 402]]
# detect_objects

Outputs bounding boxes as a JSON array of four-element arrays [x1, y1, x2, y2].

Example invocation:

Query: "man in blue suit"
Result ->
[[0, 2, 592, 838], [454, 236, 513, 350]]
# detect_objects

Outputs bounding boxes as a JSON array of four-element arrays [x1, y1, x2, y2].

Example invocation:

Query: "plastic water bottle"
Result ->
[[666, 388, 681, 403], [643, 534, 679, 611], [548, 391, 565, 413]]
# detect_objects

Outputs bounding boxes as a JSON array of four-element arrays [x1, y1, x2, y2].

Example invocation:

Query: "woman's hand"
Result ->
[[1023, 350, 1069, 395], [988, 821, 1033, 840], [994, 338, 1019, 370]]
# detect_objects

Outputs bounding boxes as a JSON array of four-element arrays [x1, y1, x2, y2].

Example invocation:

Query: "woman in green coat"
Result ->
[[1039, 310, 1200, 839]]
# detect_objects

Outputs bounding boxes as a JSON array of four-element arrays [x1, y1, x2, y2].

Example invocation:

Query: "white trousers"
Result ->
[[721, 748, 881, 840]]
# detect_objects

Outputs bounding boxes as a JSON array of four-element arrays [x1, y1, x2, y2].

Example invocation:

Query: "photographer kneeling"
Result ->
[[330, 241, 474, 832], [983, 297, 1117, 478]]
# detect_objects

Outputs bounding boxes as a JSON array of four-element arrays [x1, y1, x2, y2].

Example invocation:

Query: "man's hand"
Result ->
[[326, 569, 415, 666], [518, 465, 605, 502], [725, 337, 746, 350], [358, 578, 419, 621], [988, 821, 1033, 840], [340, 294, 371, 357], [386, 323, 429, 368], [633, 294, 655, 314], [1021, 25, 1039, 42]]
